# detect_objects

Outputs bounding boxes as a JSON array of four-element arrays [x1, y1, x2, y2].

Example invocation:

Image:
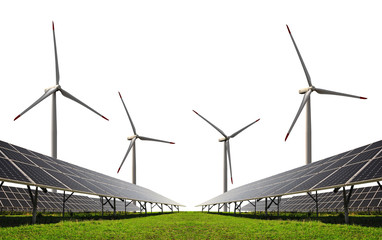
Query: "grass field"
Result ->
[[0, 212, 381, 239]]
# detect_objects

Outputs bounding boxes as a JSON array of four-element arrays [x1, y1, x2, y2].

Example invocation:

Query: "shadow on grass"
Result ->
[[208, 211, 382, 227], [0, 211, 174, 227]]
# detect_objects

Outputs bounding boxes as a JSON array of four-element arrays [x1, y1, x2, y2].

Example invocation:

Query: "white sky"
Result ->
[[0, 1, 381, 211]]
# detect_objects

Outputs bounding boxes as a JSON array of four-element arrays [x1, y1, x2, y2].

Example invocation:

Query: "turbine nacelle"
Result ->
[[45, 85, 60, 92], [127, 135, 137, 140], [299, 86, 314, 94], [218, 137, 227, 142]]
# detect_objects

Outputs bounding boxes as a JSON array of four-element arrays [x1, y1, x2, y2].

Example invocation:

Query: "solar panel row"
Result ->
[[198, 140, 382, 206], [0, 185, 139, 212], [241, 185, 382, 212], [0, 140, 182, 207]]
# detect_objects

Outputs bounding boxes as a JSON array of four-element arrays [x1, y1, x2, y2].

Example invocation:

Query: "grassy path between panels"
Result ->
[[0, 212, 381, 239]]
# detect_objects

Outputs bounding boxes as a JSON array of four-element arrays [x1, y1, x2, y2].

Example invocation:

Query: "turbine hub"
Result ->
[[299, 86, 315, 94], [218, 137, 226, 142], [127, 135, 137, 140], [44, 84, 60, 92]]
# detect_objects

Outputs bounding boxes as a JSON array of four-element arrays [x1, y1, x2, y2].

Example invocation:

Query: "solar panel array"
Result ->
[[241, 186, 382, 212], [198, 140, 382, 206], [0, 140, 182, 206], [0, 185, 139, 212]]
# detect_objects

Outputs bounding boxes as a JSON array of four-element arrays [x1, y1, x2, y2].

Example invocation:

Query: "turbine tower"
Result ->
[[284, 25, 366, 165], [14, 21, 108, 174], [193, 110, 259, 212], [117, 92, 174, 185]]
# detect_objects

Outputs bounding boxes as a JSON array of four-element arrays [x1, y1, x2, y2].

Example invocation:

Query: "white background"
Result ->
[[0, 1, 381, 211]]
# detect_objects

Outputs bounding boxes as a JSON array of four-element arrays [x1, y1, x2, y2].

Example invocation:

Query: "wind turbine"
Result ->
[[284, 25, 367, 165], [14, 21, 109, 160], [117, 92, 174, 185], [193, 110, 259, 211]]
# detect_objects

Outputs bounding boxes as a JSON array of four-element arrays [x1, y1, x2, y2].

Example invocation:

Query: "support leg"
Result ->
[[342, 186, 354, 224], [101, 197, 104, 217], [27, 186, 39, 224], [113, 198, 116, 217]]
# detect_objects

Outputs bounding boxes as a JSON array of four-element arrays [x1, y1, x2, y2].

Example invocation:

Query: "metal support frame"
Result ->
[[247, 200, 257, 215], [101, 196, 117, 216], [342, 185, 354, 224], [218, 203, 224, 213], [124, 199, 133, 215], [234, 201, 243, 214], [207, 204, 216, 213], [264, 197, 279, 216], [138, 201, 147, 214], [174, 205, 180, 212], [165, 204, 174, 212], [0, 181, 4, 188], [62, 191, 74, 218], [27, 185, 39, 224], [307, 191, 318, 218], [377, 181, 382, 190], [202, 205, 206, 212], [151, 202, 162, 213]]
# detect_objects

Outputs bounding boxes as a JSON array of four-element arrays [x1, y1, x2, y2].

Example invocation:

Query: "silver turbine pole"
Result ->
[[223, 141, 228, 212], [306, 98, 312, 165]]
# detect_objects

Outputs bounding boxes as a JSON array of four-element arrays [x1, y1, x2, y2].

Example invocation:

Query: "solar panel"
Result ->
[[242, 186, 382, 212], [0, 185, 139, 212], [0, 139, 182, 207], [198, 140, 382, 206], [0, 157, 31, 184], [350, 158, 382, 183]]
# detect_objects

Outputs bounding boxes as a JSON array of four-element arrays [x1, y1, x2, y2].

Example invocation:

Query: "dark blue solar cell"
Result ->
[[323, 156, 354, 171], [14, 162, 67, 189], [316, 162, 364, 188], [68, 175, 110, 196], [0, 157, 30, 183], [367, 140, 382, 151], [351, 158, 382, 183], [27, 156, 58, 170], [0, 140, 13, 150], [347, 144, 369, 157], [330, 150, 352, 161], [44, 169, 93, 194], [49, 163, 75, 175], [347, 148, 382, 165], [289, 170, 336, 193], [10, 144, 35, 157], [29, 150, 53, 162], [0, 148, 33, 164]]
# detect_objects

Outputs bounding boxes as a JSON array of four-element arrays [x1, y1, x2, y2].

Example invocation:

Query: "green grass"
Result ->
[[0, 212, 381, 239]]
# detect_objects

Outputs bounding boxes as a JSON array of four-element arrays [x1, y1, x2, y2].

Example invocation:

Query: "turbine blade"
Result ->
[[14, 86, 58, 121], [286, 25, 312, 87], [285, 90, 312, 141], [118, 92, 137, 135], [60, 88, 108, 121], [117, 137, 136, 173], [139, 136, 175, 144], [226, 141, 233, 184], [315, 88, 367, 99], [192, 110, 227, 138], [52, 21, 60, 85], [229, 118, 260, 139]]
